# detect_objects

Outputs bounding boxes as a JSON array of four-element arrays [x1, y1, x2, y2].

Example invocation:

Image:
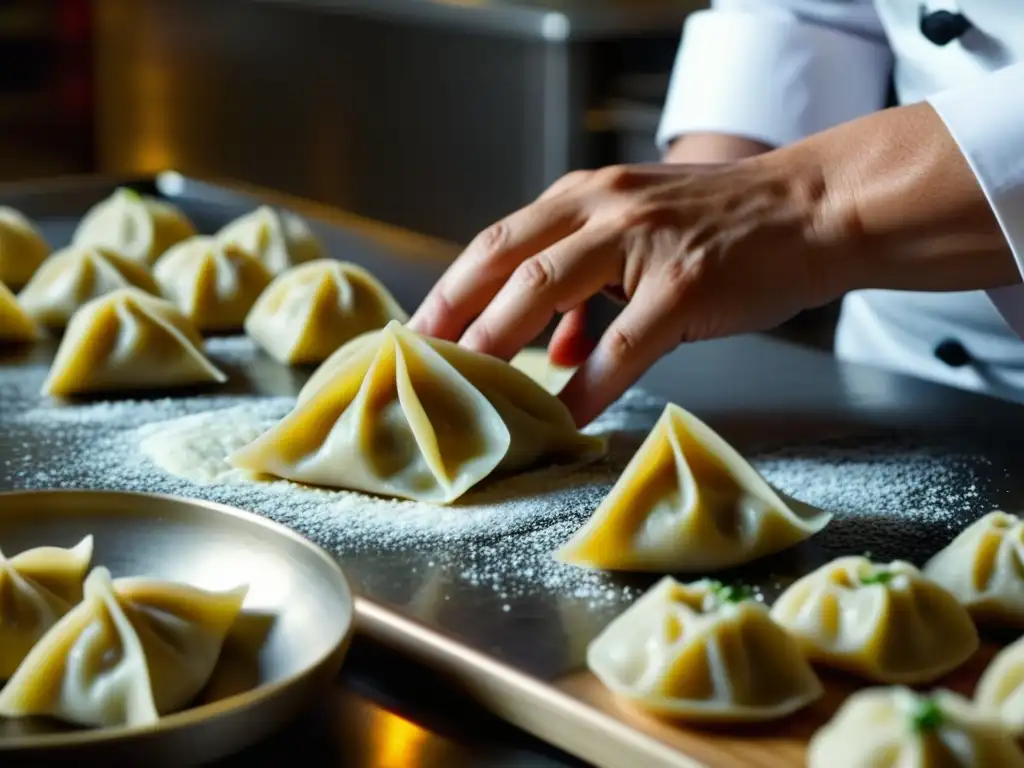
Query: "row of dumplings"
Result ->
[[0, 535, 250, 729]]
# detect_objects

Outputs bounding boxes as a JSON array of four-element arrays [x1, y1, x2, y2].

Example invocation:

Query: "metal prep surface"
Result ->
[[3, 174, 1024, 766]]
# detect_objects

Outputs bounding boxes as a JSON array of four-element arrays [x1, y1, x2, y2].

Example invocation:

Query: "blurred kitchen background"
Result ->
[[0, 0, 837, 349]]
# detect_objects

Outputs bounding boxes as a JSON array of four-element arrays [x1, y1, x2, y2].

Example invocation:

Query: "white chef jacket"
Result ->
[[657, 0, 1024, 403]]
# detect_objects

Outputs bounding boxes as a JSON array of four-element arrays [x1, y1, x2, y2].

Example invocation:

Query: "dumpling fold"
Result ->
[[216, 205, 323, 275], [0, 279, 42, 343], [976, 634, 1024, 733], [0, 207, 49, 289]]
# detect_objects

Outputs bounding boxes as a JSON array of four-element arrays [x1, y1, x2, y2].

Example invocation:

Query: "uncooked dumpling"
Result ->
[[228, 320, 605, 503], [924, 511, 1024, 627], [588, 576, 822, 721], [216, 205, 323, 275], [42, 287, 227, 397], [509, 348, 575, 395], [244, 258, 406, 364], [0, 207, 49, 289], [0, 566, 247, 728], [0, 279, 41, 343], [0, 536, 93, 679], [555, 403, 830, 572], [807, 687, 1024, 768], [770, 556, 978, 684], [18, 244, 160, 330], [976, 634, 1024, 733], [154, 236, 272, 332], [72, 188, 196, 266]]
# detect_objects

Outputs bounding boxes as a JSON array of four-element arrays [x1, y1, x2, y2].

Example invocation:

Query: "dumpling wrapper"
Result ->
[[556, 402, 830, 572], [924, 511, 1024, 627], [509, 348, 575, 395], [154, 236, 272, 332], [771, 556, 979, 684], [72, 187, 196, 266], [216, 205, 323, 275], [228, 320, 605, 504], [18, 244, 160, 330], [976, 634, 1024, 733], [0, 207, 50, 289], [42, 287, 227, 397], [0, 566, 248, 728], [588, 576, 823, 722], [244, 258, 406, 364], [808, 687, 1024, 768], [0, 279, 42, 343], [0, 536, 93, 679]]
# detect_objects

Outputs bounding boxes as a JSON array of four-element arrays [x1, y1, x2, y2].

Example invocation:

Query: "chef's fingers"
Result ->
[[408, 200, 582, 341], [458, 226, 621, 361], [548, 304, 594, 368], [536, 170, 593, 202]]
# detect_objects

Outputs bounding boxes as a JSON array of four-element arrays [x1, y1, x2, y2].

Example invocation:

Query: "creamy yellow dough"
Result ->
[[0, 279, 42, 343], [0, 207, 49, 289], [508, 348, 575, 395], [770, 556, 979, 684], [154, 236, 272, 332], [587, 576, 823, 721], [244, 258, 406, 364], [555, 402, 831, 572], [976, 634, 1024, 733], [808, 687, 1024, 768], [216, 205, 323, 275], [42, 287, 227, 397]]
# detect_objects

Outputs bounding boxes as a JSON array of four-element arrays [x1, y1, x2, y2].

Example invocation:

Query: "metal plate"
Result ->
[[0, 490, 354, 766]]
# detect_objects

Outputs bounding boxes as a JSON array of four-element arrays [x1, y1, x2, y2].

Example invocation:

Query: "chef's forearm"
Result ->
[[664, 133, 774, 165]]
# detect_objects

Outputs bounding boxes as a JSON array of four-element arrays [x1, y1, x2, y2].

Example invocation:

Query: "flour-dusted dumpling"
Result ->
[[924, 511, 1024, 627], [0, 567, 247, 728], [0, 207, 49, 289], [216, 205, 323, 275], [154, 236, 272, 332], [228, 319, 605, 503], [0, 536, 93, 679], [18, 244, 160, 330], [0, 279, 42, 344], [72, 187, 196, 266], [43, 287, 227, 397], [244, 259, 406, 364], [588, 576, 822, 721], [976, 634, 1024, 733], [555, 403, 830, 572], [808, 687, 1024, 768], [770, 556, 978, 684]]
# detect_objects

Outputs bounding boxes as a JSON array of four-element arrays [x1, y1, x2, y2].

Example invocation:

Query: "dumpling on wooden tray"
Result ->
[[227, 320, 605, 504], [0, 207, 50, 289], [587, 576, 823, 722], [771, 556, 978, 683], [42, 287, 227, 397], [0, 279, 42, 344], [976, 633, 1024, 733], [244, 259, 406, 365], [0, 567, 248, 728], [216, 205, 323, 275], [555, 402, 830, 572]]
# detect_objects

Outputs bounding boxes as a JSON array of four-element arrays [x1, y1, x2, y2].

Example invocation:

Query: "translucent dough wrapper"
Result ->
[[0, 279, 42, 343], [976, 634, 1024, 733], [0, 207, 50, 289], [216, 205, 323, 275]]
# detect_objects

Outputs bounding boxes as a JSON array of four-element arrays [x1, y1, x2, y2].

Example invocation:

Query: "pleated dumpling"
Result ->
[[42, 287, 227, 397], [0, 207, 49, 289], [18, 244, 160, 330], [0, 536, 93, 679], [216, 205, 323, 275], [770, 556, 978, 683], [808, 687, 1024, 768], [0, 567, 248, 728], [228, 320, 605, 503], [244, 259, 406, 364], [976, 634, 1024, 732], [555, 403, 830, 572], [154, 236, 272, 332], [588, 576, 822, 721], [924, 511, 1024, 627], [0, 279, 42, 344], [72, 188, 196, 266]]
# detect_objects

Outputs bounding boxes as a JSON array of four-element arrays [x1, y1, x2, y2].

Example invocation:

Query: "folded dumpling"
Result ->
[[228, 320, 605, 503], [0, 279, 42, 344], [509, 348, 575, 395], [72, 188, 196, 266], [808, 687, 1024, 768], [43, 287, 227, 396], [588, 576, 822, 721], [770, 556, 978, 683], [923, 511, 1024, 627], [0, 536, 93, 679], [154, 236, 272, 332], [216, 205, 323, 275], [0, 567, 247, 728], [244, 259, 406, 364], [555, 402, 830, 572], [976, 634, 1024, 733], [0, 207, 50, 289], [18, 244, 160, 330]]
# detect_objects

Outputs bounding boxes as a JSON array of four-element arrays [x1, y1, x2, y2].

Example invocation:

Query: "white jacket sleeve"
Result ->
[[657, 0, 894, 151]]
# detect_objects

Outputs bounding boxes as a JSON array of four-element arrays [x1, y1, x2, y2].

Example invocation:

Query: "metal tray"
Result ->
[[4, 173, 1024, 767]]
